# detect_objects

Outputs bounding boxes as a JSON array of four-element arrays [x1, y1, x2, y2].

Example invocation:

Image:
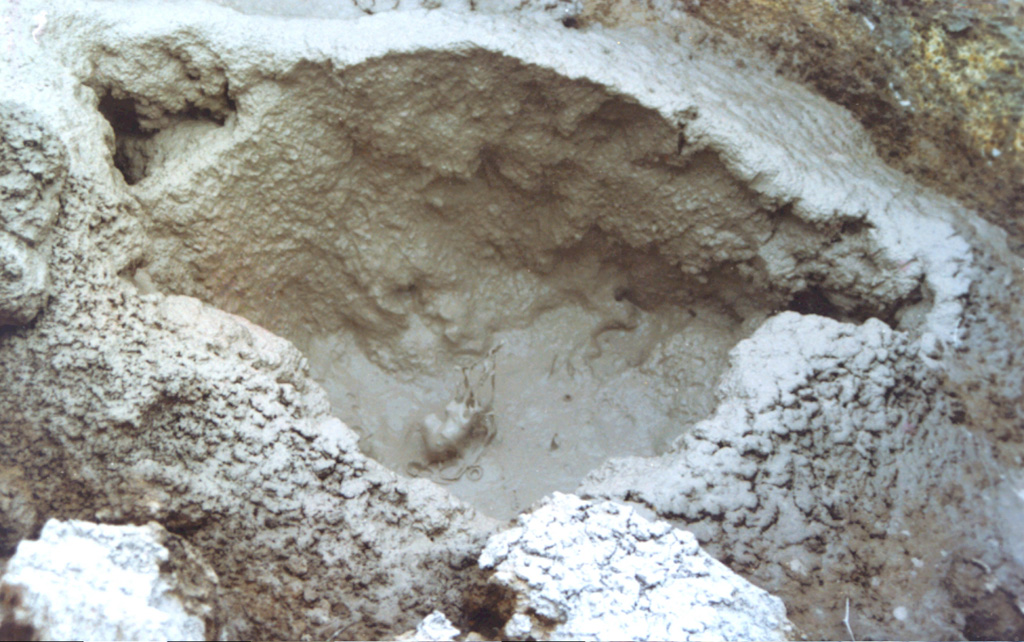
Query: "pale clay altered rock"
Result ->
[[25, 0, 975, 524], [0, 519, 216, 641], [397, 611, 462, 642], [0, 0, 1022, 640], [579, 312, 1024, 639], [0, 103, 68, 326], [480, 493, 793, 641]]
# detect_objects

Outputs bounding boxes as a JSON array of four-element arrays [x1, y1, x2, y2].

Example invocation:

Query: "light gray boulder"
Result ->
[[480, 492, 793, 641], [0, 519, 219, 641]]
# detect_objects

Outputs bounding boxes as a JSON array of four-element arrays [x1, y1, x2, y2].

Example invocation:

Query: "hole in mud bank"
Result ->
[[96, 88, 235, 185], [786, 284, 913, 326], [787, 286, 847, 319], [964, 604, 1024, 642], [947, 560, 1024, 641], [96, 93, 150, 185], [115, 49, 917, 521]]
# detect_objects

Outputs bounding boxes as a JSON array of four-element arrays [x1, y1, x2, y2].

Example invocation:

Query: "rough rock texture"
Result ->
[[1, 15, 498, 639], [671, 0, 1024, 254], [26, 0, 982, 522], [398, 611, 462, 642], [580, 311, 1024, 640], [0, 519, 214, 641], [480, 493, 793, 641], [0, 0, 1021, 640], [0, 274, 497, 639], [0, 103, 67, 326]]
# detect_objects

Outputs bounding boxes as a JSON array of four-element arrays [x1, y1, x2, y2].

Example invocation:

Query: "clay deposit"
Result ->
[[1, 0, 1023, 640]]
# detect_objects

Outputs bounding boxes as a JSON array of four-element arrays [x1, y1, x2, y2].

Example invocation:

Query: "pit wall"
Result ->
[[48, 0, 971, 520], [2, 9, 499, 639], [42, 0, 968, 339]]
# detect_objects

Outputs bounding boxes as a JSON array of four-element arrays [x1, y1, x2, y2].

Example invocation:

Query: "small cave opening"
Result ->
[[97, 93, 146, 137], [786, 282, 924, 328], [961, 589, 1024, 642], [96, 88, 236, 186], [97, 93, 152, 185], [787, 286, 849, 320]]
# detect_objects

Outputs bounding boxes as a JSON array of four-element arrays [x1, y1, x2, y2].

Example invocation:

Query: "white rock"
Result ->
[[410, 611, 461, 642], [0, 520, 208, 642], [480, 493, 793, 641]]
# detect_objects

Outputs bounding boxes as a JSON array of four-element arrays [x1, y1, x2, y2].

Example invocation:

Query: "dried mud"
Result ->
[[1, 0, 1023, 640]]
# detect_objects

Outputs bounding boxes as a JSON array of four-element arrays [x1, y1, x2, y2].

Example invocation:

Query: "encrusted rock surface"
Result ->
[[675, 0, 1024, 254], [0, 519, 215, 641], [0, 103, 67, 326], [580, 311, 1024, 639], [0, 0, 1021, 640], [480, 492, 793, 641]]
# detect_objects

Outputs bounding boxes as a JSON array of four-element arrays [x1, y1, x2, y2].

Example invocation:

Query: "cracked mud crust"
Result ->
[[1, 0, 1022, 640]]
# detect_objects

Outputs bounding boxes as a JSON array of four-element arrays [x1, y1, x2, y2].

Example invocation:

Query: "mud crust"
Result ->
[[0, 1, 1020, 640]]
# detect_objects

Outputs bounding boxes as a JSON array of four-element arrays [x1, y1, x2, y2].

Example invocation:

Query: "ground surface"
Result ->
[[1, 0, 1023, 640]]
